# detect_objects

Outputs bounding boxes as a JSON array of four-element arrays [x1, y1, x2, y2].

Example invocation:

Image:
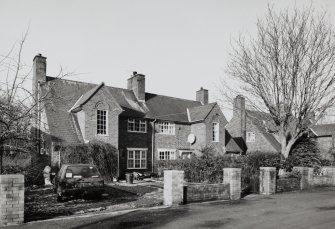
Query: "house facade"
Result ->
[[309, 124, 335, 159], [226, 95, 335, 158], [226, 95, 281, 154], [32, 54, 242, 177]]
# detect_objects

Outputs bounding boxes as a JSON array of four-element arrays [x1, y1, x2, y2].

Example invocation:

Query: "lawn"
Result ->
[[25, 184, 160, 222]]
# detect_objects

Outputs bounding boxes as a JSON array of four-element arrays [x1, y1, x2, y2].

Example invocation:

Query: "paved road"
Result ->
[[7, 187, 335, 229]]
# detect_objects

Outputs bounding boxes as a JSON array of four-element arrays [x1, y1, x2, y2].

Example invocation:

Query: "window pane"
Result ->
[[97, 110, 107, 135], [135, 159, 140, 168]]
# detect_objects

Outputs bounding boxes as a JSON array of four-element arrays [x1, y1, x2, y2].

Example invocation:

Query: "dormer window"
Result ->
[[128, 119, 146, 133], [158, 122, 175, 135], [97, 110, 107, 135]]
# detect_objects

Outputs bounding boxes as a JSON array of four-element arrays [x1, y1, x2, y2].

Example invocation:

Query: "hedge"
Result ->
[[157, 148, 330, 192], [59, 140, 118, 182]]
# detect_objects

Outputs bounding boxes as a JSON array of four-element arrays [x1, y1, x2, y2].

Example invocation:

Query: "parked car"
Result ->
[[54, 164, 104, 202]]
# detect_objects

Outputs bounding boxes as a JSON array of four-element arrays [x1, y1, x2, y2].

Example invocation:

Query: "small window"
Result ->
[[157, 122, 175, 135], [127, 149, 147, 169], [179, 151, 193, 159], [246, 132, 255, 142], [97, 110, 107, 135], [158, 149, 176, 160], [128, 119, 146, 133], [212, 122, 219, 142]]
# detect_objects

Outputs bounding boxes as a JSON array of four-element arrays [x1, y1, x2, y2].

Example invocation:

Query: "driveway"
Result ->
[[7, 187, 335, 229]]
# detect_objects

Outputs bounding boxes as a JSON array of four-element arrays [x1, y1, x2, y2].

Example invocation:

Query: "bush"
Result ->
[[158, 155, 242, 183], [89, 140, 118, 182], [157, 150, 281, 184], [281, 137, 325, 173], [60, 140, 118, 182]]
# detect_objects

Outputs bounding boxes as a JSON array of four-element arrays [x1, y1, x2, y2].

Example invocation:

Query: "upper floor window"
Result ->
[[97, 110, 107, 135], [158, 122, 175, 135], [212, 122, 219, 142], [158, 149, 176, 160], [246, 132, 255, 142], [128, 119, 146, 133]]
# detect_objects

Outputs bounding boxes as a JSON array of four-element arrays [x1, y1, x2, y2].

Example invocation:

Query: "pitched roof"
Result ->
[[188, 103, 216, 122], [310, 123, 335, 136], [225, 130, 245, 153], [69, 82, 105, 112], [246, 110, 281, 152], [143, 93, 202, 122], [41, 77, 213, 143]]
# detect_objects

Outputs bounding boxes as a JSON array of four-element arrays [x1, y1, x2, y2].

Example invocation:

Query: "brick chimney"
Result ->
[[196, 87, 208, 105], [33, 54, 47, 98], [32, 54, 47, 154], [127, 71, 145, 102], [233, 95, 246, 141]]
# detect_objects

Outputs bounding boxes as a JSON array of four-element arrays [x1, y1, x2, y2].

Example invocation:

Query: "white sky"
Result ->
[[1, 0, 334, 120]]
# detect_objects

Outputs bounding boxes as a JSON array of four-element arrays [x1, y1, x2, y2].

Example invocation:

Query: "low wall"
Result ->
[[313, 175, 333, 187], [163, 168, 241, 206], [0, 174, 24, 226], [184, 183, 230, 203], [276, 177, 300, 193]]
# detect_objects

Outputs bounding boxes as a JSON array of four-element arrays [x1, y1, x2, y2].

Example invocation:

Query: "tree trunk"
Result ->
[[280, 134, 289, 159], [0, 143, 3, 174], [280, 134, 296, 159]]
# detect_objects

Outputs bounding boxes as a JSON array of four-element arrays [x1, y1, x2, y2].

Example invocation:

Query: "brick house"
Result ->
[[309, 124, 335, 159], [226, 95, 335, 157], [32, 54, 243, 177], [226, 95, 281, 154]]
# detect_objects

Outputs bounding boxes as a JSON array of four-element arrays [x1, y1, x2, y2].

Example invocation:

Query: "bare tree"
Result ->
[[0, 31, 72, 173], [223, 6, 335, 159]]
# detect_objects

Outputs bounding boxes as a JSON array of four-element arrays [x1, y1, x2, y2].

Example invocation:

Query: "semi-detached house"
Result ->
[[32, 54, 243, 177]]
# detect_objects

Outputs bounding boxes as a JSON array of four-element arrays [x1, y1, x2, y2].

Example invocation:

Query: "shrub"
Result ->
[[60, 143, 90, 164], [60, 140, 118, 182], [88, 140, 118, 182], [158, 155, 242, 183], [281, 137, 324, 173], [2, 153, 50, 186]]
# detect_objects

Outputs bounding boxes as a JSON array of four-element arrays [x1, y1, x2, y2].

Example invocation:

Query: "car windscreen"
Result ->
[[65, 166, 100, 179]]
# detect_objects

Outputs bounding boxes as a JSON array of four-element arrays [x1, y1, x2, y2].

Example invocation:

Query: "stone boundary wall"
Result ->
[[313, 175, 332, 186], [0, 175, 24, 226], [184, 183, 230, 203], [259, 167, 276, 195], [276, 177, 300, 193], [263, 166, 335, 195], [163, 168, 241, 206]]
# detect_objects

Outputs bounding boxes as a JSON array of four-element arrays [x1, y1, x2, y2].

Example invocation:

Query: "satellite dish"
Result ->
[[187, 134, 196, 144]]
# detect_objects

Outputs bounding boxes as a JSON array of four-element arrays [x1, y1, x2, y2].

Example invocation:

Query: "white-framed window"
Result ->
[[179, 150, 193, 159], [212, 122, 219, 142], [246, 132, 255, 142], [157, 122, 175, 135], [97, 110, 107, 135], [127, 148, 147, 169], [158, 149, 176, 160], [128, 119, 146, 133]]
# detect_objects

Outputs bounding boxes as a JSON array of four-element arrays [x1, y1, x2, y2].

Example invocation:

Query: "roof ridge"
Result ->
[[49, 77, 200, 103], [145, 92, 200, 103]]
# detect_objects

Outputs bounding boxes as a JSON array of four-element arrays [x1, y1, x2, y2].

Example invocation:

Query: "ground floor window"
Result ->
[[158, 149, 176, 160], [179, 150, 193, 159], [127, 148, 147, 169]]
